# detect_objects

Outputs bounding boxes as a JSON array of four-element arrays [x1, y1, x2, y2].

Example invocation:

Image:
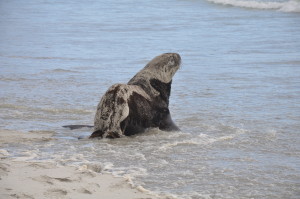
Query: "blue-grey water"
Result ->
[[1, 0, 300, 198]]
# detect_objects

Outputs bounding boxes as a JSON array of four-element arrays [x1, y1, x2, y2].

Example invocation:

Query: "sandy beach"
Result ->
[[0, 130, 157, 199]]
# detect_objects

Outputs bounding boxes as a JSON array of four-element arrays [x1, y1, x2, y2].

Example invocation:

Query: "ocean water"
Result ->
[[1, 0, 300, 198]]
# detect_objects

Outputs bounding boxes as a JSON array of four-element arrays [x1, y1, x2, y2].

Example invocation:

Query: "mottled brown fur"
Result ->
[[91, 53, 181, 138]]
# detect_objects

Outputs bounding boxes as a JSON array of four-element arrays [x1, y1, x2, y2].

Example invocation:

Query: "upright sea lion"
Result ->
[[90, 53, 181, 138]]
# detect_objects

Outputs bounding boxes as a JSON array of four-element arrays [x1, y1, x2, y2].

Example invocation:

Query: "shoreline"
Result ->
[[0, 129, 158, 199]]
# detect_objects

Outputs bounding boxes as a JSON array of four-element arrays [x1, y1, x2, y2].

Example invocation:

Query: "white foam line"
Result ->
[[206, 0, 300, 12], [279, 0, 300, 12]]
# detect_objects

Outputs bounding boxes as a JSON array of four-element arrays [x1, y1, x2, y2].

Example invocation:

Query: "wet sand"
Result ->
[[0, 130, 157, 199]]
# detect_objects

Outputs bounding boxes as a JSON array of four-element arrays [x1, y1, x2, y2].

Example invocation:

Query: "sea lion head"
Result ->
[[128, 53, 181, 85], [139, 53, 181, 83]]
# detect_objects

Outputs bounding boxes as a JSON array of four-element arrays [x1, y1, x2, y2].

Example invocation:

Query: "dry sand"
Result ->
[[0, 130, 157, 199]]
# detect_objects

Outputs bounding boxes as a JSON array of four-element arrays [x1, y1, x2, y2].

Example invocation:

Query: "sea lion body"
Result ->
[[90, 53, 181, 138]]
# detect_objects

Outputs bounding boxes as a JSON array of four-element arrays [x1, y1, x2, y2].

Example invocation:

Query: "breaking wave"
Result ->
[[206, 0, 300, 12]]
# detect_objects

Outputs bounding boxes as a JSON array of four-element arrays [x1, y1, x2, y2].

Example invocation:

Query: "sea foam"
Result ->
[[207, 0, 300, 12]]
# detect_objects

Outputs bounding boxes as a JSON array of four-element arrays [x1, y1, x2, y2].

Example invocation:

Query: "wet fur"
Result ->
[[90, 53, 181, 138]]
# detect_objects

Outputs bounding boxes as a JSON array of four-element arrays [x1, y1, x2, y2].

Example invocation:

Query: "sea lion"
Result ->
[[90, 53, 181, 139]]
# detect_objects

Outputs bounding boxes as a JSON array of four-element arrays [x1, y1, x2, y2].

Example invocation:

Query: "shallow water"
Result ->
[[1, 0, 300, 198]]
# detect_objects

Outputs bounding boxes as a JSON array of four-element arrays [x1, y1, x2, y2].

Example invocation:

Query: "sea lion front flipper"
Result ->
[[159, 111, 180, 131]]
